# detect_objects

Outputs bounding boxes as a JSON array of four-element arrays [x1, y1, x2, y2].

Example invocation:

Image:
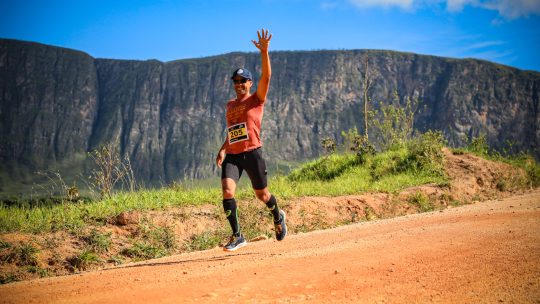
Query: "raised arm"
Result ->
[[252, 29, 272, 103]]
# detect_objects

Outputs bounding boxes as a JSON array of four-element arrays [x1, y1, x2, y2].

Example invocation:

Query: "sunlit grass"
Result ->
[[2, 138, 534, 234]]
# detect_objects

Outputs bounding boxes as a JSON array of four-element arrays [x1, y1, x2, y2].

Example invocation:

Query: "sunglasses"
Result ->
[[232, 78, 249, 84]]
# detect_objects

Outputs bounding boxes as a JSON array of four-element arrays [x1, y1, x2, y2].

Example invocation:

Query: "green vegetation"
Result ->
[[3, 130, 538, 235]]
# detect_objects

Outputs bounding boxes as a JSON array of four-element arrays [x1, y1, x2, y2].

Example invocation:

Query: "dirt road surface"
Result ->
[[1, 190, 539, 303]]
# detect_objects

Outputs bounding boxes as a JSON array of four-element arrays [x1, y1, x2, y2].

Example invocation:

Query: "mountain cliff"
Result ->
[[1, 39, 539, 192]]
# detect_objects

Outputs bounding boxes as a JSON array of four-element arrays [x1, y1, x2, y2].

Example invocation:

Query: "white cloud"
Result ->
[[446, 0, 476, 12], [348, 0, 415, 9], [480, 0, 540, 19], [346, 0, 540, 19]]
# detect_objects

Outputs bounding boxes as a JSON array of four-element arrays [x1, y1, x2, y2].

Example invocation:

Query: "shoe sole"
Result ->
[[277, 210, 287, 241], [223, 241, 247, 252]]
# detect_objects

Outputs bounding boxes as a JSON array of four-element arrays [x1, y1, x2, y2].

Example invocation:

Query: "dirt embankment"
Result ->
[[1, 188, 539, 303]]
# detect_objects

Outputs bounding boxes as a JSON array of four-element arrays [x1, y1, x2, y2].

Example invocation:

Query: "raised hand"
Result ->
[[252, 28, 272, 52]]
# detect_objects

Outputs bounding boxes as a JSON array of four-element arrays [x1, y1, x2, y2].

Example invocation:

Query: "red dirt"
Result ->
[[1, 189, 539, 303]]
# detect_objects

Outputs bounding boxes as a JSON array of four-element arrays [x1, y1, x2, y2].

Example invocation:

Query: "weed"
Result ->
[[408, 192, 433, 212], [67, 249, 102, 271], [83, 229, 112, 253], [496, 179, 508, 192], [364, 206, 378, 221], [107, 255, 124, 266], [0, 272, 19, 284], [321, 137, 337, 155], [467, 134, 489, 156], [0, 240, 11, 250], [7, 243, 41, 266], [88, 143, 137, 199], [26, 265, 49, 278]]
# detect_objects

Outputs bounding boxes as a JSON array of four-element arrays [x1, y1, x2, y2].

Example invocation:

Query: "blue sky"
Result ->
[[1, 0, 539, 71]]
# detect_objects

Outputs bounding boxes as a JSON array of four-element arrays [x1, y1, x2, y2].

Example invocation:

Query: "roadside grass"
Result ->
[[1, 134, 537, 235]]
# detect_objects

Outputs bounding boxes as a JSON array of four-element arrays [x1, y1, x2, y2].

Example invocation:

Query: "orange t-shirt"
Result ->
[[225, 94, 264, 154]]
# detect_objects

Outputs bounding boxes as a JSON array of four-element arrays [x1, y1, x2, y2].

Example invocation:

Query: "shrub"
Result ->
[[321, 137, 337, 155], [371, 92, 418, 151], [405, 130, 447, 176]]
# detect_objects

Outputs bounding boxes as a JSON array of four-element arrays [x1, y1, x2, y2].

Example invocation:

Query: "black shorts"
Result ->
[[221, 148, 268, 190]]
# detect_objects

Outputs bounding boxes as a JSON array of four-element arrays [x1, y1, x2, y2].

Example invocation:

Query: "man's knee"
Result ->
[[222, 188, 235, 199], [255, 188, 271, 202]]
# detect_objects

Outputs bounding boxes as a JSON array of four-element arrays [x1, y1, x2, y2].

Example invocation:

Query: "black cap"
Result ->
[[231, 68, 252, 80]]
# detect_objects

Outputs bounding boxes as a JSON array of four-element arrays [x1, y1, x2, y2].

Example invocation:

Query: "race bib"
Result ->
[[228, 122, 249, 144]]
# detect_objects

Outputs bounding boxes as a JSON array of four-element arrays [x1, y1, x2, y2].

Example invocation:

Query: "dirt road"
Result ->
[[1, 190, 539, 303]]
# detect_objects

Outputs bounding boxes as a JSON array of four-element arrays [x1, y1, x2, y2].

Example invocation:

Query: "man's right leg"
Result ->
[[222, 178, 240, 236], [221, 178, 246, 251]]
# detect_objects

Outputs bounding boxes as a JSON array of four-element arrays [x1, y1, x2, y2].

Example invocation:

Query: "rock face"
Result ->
[[1, 39, 539, 189]]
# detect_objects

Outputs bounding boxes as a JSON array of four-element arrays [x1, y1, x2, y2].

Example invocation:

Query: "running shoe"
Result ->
[[274, 210, 287, 241], [223, 234, 247, 251]]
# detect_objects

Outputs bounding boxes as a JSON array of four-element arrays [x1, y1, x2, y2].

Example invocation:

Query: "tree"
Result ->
[[362, 55, 373, 139]]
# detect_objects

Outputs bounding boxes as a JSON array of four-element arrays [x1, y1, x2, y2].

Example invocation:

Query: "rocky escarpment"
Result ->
[[0, 39, 539, 193]]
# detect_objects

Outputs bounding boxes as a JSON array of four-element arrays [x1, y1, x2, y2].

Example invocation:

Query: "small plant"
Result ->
[[67, 185, 80, 201], [467, 134, 489, 156], [352, 134, 376, 162], [107, 255, 124, 266], [88, 143, 137, 199], [26, 265, 49, 278], [321, 137, 337, 155], [364, 206, 377, 221], [83, 229, 112, 254], [408, 192, 433, 212], [7, 243, 40, 266], [0, 272, 19, 284], [67, 249, 101, 271], [0, 240, 11, 251]]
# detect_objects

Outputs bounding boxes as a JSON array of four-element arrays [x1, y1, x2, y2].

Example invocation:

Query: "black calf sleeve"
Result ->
[[265, 195, 281, 222], [223, 198, 240, 236]]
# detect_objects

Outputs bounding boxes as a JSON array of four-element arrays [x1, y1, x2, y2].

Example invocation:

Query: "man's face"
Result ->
[[232, 77, 252, 96]]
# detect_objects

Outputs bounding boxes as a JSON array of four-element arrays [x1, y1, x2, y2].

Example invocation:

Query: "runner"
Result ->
[[216, 29, 287, 251]]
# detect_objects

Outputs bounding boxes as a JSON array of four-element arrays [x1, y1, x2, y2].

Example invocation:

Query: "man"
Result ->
[[216, 29, 287, 251]]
